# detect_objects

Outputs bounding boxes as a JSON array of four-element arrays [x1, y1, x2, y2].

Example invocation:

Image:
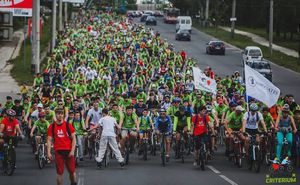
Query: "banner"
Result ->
[[245, 64, 280, 108], [0, 0, 32, 17], [193, 67, 217, 94], [63, 0, 85, 3]]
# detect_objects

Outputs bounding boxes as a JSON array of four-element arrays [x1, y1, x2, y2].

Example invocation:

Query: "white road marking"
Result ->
[[207, 165, 221, 174], [219, 174, 239, 185], [77, 169, 85, 185]]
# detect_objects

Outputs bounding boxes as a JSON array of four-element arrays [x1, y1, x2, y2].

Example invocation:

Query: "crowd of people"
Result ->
[[0, 9, 300, 185]]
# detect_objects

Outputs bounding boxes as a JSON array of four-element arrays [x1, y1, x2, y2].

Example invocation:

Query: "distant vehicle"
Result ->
[[140, 14, 150, 22], [135, 11, 143, 17], [176, 16, 192, 33], [164, 8, 180, 24], [242, 46, 263, 64], [144, 10, 155, 16], [175, 29, 191, 41], [154, 10, 164, 17], [245, 59, 272, 81], [206, 41, 225, 55], [145, 16, 157, 26]]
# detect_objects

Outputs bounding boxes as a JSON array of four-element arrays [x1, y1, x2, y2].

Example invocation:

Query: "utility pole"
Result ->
[[59, 0, 63, 32], [269, 0, 274, 55], [51, 0, 57, 53], [31, 0, 36, 74], [230, 0, 236, 39], [36, 0, 40, 74], [205, 0, 210, 26], [64, 2, 68, 25]]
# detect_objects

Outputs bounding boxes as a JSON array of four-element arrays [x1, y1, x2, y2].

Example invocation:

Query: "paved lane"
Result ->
[[144, 18, 300, 102]]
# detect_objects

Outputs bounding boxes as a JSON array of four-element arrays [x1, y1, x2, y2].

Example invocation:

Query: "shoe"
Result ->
[[193, 160, 197, 166], [120, 162, 125, 168], [166, 155, 170, 162], [79, 158, 84, 161], [97, 162, 102, 169]]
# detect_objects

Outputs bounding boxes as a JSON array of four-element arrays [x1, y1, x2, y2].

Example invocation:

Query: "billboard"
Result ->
[[63, 0, 85, 3], [0, 0, 32, 17]]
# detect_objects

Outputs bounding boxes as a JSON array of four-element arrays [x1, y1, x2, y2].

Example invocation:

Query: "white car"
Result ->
[[176, 16, 192, 33], [242, 46, 263, 64]]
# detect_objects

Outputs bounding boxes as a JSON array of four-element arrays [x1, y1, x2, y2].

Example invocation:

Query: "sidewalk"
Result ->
[[220, 26, 299, 58], [0, 30, 24, 101]]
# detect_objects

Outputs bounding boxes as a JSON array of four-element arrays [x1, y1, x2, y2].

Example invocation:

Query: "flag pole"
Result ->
[[244, 61, 249, 112]]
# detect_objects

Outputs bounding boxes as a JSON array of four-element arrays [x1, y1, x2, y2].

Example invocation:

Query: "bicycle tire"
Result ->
[[161, 135, 166, 167], [74, 146, 79, 166], [37, 145, 45, 169], [200, 150, 205, 170], [104, 149, 109, 167], [180, 139, 185, 163], [253, 147, 261, 173], [143, 142, 147, 161], [4, 148, 16, 176], [125, 140, 130, 165]]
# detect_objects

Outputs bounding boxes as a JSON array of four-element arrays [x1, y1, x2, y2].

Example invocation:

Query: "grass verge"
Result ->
[[236, 26, 298, 51], [193, 22, 300, 73], [10, 17, 52, 85]]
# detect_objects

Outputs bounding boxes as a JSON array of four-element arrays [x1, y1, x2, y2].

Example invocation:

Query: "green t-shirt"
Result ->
[[34, 120, 50, 134], [72, 119, 85, 135], [139, 116, 151, 130], [261, 113, 273, 130], [227, 112, 243, 129], [122, 113, 137, 129], [45, 110, 55, 123], [110, 110, 123, 123]]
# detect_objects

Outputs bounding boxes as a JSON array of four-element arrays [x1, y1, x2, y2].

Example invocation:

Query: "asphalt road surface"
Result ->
[[144, 18, 300, 102]]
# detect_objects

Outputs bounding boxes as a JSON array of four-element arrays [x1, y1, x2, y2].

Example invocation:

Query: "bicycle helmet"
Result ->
[[38, 112, 46, 118], [6, 109, 16, 116], [236, 106, 244, 112], [249, 103, 258, 111], [282, 104, 290, 112], [159, 108, 166, 113], [172, 97, 181, 103], [206, 105, 213, 111], [229, 101, 237, 107]]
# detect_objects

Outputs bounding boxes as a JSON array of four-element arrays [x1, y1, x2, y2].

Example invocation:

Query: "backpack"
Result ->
[[52, 122, 72, 143], [193, 114, 208, 136]]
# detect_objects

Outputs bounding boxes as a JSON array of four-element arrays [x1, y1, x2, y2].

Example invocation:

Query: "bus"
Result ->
[[163, 8, 180, 24]]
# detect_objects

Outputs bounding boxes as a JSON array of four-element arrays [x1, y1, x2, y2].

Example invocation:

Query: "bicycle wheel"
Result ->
[[104, 149, 110, 167], [161, 136, 166, 167], [4, 148, 16, 176], [125, 140, 130, 165], [74, 146, 78, 166], [37, 145, 45, 169], [253, 147, 261, 173], [199, 149, 205, 170], [143, 142, 148, 161], [180, 141, 185, 163]]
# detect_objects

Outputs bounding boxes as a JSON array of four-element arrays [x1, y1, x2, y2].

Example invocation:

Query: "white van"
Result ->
[[176, 16, 192, 33], [242, 46, 263, 64]]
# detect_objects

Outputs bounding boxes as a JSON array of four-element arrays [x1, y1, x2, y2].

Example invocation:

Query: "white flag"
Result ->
[[193, 67, 217, 94], [245, 64, 280, 108]]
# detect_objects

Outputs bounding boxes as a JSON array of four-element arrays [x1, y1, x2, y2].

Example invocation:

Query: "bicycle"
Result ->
[[37, 135, 48, 169], [123, 128, 137, 165], [230, 131, 242, 168], [218, 124, 226, 146], [195, 135, 207, 170], [150, 130, 157, 156], [244, 132, 262, 173], [103, 144, 113, 167], [160, 131, 171, 167], [2, 136, 16, 176], [140, 130, 150, 161]]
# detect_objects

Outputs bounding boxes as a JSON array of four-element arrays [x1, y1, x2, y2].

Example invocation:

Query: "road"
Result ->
[[144, 18, 300, 102]]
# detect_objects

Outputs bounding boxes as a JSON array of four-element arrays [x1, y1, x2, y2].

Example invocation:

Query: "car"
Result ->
[[140, 14, 150, 22], [175, 29, 191, 41], [145, 16, 157, 26], [176, 16, 192, 33], [246, 59, 272, 81], [154, 10, 163, 17], [242, 46, 263, 64], [206, 41, 225, 55]]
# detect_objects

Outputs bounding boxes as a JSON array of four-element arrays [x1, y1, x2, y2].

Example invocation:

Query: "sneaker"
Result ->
[[97, 162, 102, 169], [166, 155, 170, 162], [120, 162, 125, 168]]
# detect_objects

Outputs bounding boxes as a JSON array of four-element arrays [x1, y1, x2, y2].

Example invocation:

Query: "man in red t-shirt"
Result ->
[[0, 109, 24, 163], [47, 108, 77, 185], [191, 106, 212, 167]]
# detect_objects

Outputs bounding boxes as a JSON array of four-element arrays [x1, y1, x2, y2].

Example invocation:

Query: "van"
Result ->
[[242, 46, 263, 64], [176, 16, 192, 33]]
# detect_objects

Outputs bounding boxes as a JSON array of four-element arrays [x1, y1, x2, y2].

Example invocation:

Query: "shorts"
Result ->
[[194, 134, 208, 150], [139, 129, 150, 134], [245, 128, 258, 136], [157, 130, 172, 138], [176, 125, 186, 132], [121, 129, 137, 138], [54, 150, 75, 175]]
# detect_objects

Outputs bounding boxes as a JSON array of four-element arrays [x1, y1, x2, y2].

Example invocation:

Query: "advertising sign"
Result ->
[[0, 0, 32, 17]]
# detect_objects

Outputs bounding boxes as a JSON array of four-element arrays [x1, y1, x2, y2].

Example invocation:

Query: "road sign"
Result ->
[[0, 0, 32, 17], [230, 17, 237, 22]]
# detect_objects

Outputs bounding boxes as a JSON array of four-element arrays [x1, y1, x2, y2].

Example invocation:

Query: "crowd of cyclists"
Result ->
[[0, 9, 300, 177]]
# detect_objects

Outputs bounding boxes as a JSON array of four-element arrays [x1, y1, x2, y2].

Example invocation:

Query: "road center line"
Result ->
[[207, 165, 221, 174], [219, 175, 239, 185]]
